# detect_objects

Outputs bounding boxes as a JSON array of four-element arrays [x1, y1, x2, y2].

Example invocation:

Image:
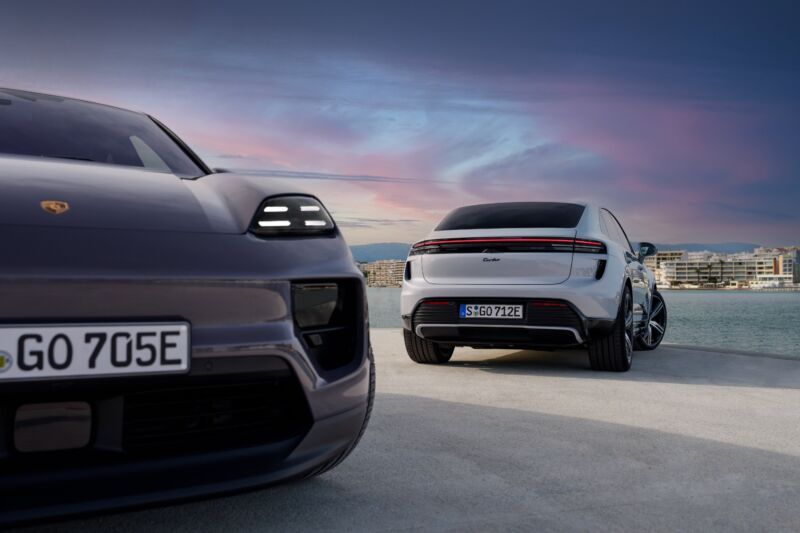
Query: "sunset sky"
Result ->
[[2, 0, 798, 245]]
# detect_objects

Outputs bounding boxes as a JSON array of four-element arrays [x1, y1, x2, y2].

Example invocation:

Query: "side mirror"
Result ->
[[638, 242, 658, 261]]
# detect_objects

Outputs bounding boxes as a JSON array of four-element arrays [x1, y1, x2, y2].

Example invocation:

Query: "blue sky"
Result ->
[[2, 0, 798, 244]]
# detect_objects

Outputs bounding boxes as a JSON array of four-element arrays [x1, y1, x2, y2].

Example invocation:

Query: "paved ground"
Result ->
[[18, 329, 800, 532]]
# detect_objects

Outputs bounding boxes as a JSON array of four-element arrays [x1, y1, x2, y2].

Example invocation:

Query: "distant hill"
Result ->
[[654, 242, 760, 254], [351, 241, 763, 262], [351, 243, 410, 262]]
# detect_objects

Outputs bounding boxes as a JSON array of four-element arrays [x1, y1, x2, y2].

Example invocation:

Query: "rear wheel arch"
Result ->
[[588, 283, 633, 372], [620, 277, 633, 306]]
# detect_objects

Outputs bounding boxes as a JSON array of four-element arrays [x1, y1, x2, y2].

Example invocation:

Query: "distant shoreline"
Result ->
[[661, 287, 800, 292], [366, 285, 800, 292]]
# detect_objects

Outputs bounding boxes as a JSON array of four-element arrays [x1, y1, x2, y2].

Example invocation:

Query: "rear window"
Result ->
[[435, 202, 585, 231]]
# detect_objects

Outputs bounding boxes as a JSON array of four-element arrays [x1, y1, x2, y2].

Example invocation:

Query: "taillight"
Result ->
[[409, 237, 606, 255], [573, 239, 606, 254]]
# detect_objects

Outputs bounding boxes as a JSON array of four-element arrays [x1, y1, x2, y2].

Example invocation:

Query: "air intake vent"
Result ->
[[595, 259, 607, 279], [292, 280, 363, 372]]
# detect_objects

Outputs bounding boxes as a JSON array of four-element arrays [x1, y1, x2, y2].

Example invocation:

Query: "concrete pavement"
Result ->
[[18, 329, 800, 532]]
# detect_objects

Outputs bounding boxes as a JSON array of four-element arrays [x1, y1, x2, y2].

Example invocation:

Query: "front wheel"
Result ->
[[403, 329, 454, 364], [635, 290, 667, 351], [587, 287, 633, 372]]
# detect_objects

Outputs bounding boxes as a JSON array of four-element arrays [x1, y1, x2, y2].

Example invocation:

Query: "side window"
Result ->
[[130, 135, 171, 172], [602, 210, 633, 253], [598, 211, 611, 237]]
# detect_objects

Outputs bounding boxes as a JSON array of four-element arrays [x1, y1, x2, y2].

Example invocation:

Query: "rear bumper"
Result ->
[[401, 276, 621, 322], [401, 284, 618, 348]]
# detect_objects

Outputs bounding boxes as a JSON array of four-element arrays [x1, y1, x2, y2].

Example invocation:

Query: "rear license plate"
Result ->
[[459, 304, 523, 319], [0, 323, 190, 381]]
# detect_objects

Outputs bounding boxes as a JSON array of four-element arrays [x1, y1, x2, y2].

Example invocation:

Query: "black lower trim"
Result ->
[[586, 318, 615, 337], [409, 298, 615, 349], [416, 325, 580, 348]]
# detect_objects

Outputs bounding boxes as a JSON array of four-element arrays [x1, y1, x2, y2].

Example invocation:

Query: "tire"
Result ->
[[588, 287, 633, 372], [306, 343, 375, 478], [403, 329, 454, 364], [635, 290, 668, 351]]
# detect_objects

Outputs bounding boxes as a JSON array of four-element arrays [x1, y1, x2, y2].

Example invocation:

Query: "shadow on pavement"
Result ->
[[17, 393, 800, 532], [444, 345, 800, 390]]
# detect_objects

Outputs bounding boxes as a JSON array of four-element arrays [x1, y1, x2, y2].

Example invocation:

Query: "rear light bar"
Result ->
[[409, 237, 606, 255], [573, 239, 606, 254], [419, 299, 571, 309]]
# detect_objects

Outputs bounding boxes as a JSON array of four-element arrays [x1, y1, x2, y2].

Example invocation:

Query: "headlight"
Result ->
[[250, 195, 336, 236]]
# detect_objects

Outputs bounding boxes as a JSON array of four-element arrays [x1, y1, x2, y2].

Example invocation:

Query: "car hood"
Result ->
[[0, 156, 313, 234]]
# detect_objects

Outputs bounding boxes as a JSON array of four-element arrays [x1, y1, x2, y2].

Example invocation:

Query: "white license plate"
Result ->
[[0, 323, 190, 381], [459, 304, 523, 319]]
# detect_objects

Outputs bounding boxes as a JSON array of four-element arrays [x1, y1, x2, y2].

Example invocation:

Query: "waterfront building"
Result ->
[[661, 256, 775, 285], [643, 250, 687, 270], [360, 260, 406, 287], [775, 250, 800, 283], [644, 250, 688, 285], [686, 251, 715, 261], [751, 274, 795, 289], [661, 249, 799, 287]]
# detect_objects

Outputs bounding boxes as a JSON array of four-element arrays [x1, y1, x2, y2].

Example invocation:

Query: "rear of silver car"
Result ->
[[401, 203, 621, 358]]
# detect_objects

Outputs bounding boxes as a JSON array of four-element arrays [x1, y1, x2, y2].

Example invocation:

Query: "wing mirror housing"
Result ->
[[638, 242, 658, 261]]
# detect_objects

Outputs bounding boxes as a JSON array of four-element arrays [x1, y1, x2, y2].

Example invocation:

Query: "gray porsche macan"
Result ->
[[0, 89, 374, 523]]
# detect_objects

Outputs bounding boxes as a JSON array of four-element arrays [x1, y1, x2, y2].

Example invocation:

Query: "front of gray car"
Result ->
[[0, 89, 373, 523]]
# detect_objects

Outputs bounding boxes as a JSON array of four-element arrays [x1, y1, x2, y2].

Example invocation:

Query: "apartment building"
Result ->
[[660, 249, 799, 286], [643, 250, 687, 271], [359, 260, 406, 287]]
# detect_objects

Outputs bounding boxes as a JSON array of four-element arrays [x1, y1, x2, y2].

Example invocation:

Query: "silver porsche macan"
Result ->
[[401, 202, 667, 371]]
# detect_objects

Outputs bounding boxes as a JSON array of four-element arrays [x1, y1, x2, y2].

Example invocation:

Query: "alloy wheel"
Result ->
[[644, 293, 666, 347]]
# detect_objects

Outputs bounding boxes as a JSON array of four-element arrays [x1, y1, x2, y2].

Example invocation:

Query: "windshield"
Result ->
[[435, 202, 585, 230], [0, 89, 204, 178]]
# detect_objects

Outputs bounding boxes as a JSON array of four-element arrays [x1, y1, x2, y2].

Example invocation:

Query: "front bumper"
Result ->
[[0, 227, 371, 524], [1, 355, 370, 524]]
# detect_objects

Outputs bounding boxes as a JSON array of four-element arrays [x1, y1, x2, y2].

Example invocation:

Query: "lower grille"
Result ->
[[123, 375, 312, 455]]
